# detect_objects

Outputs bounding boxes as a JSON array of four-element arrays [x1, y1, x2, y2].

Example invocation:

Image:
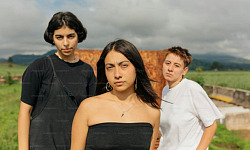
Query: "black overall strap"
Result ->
[[47, 55, 57, 78], [47, 55, 75, 100]]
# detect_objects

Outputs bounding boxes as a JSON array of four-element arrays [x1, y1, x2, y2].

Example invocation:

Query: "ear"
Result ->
[[182, 67, 189, 76]]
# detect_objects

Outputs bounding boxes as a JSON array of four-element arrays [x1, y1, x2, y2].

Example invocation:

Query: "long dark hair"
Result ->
[[96, 39, 160, 109], [44, 11, 87, 45]]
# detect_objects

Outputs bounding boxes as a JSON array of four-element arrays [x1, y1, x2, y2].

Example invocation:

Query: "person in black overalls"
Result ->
[[18, 12, 96, 150]]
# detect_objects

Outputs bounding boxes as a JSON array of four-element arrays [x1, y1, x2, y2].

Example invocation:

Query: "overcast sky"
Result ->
[[0, 0, 250, 59]]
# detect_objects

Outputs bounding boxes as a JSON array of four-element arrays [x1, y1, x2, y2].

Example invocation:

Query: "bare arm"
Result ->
[[18, 101, 33, 150], [150, 110, 160, 150], [196, 121, 217, 150], [71, 102, 89, 150]]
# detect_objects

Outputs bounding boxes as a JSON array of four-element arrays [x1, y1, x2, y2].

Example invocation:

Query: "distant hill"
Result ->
[[189, 54, 250, 70], [11, 50, 57, 65], [192, 54, 250, 64], [1, 50, 250, 70], [0, 58, 7, 62]]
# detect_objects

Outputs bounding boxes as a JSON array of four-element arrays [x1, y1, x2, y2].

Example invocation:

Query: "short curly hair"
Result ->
[[164, 46, 193, 67], [44, 11, 87, 45]]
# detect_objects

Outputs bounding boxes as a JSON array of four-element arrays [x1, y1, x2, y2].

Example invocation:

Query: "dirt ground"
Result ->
[[234, 130, 250, 141]]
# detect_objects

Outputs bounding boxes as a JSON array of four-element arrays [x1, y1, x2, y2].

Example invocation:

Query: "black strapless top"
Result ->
[[85, 122, 153, 150]]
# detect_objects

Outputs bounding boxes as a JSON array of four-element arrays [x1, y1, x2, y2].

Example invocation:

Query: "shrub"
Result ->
[[190, 75, 205, 87], [4, 72, 16, 85]]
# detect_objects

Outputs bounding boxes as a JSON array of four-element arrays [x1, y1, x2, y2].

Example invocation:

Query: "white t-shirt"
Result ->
[[158, 78, 223, 150]]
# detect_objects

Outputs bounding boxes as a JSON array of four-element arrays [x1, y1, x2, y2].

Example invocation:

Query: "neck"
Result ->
[[168, 78, 183, 89], [110, 91, 137, 104], [55, 52, 77, 63]]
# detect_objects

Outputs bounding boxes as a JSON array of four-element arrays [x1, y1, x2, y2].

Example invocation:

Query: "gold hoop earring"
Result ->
[[135, 78, 137, 91], [106, 82, 113, 92]]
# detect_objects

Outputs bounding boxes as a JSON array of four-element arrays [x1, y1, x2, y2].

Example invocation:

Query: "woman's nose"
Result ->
[[114, 67, 122, 79], [168, 64, 174, 71], [63, 38, 69, 47]]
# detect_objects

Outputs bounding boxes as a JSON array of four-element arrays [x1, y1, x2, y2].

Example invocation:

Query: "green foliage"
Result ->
[[210, 124, 250, 150], [0, 83, 21, 150], [4, 72, 16, 85], [185, 71, 250, 91], [196, 67, 203, 72], [187, 69, 205, 87], [190, 75, 205, 87], [8, 57, 14, 67], [8, 57, 13, 63], [210, 61, 224, 70]]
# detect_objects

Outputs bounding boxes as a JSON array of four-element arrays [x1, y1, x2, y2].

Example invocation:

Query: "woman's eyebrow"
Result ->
[[105, 63, 114, 66], [105, 60, 130, 66], [118, 60, 129, 65], [54, 33, 76, 36]]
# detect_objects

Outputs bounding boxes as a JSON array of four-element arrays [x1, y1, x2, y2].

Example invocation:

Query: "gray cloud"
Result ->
[[0, 0, 250, 60], [0, 0, 49, 57]]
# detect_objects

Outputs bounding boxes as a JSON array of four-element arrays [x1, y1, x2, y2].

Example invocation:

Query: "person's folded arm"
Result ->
[[196, 121, 217, 150]]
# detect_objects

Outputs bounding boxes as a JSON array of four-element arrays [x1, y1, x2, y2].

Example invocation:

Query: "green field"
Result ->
[[0, 64, 250, 91], [186, 71, 250, 91], [1, 65, 250, 149], [0, 83, 249, 149], [0, 83, 21, 149], [0, 63, 27, 77]]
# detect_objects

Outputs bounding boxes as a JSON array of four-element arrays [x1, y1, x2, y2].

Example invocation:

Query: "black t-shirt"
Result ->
[[21, 54, 96, 107]]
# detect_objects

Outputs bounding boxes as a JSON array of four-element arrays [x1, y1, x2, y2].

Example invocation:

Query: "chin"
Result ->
[[114, 87, 134, 93], [163, 76, 171, 81], [114, 89, 127, 93], [165, 78, 177, 84], [62, 52, 73, 56]]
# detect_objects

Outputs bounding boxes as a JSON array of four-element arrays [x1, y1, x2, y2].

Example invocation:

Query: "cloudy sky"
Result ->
[[0, 0, 250, 59]]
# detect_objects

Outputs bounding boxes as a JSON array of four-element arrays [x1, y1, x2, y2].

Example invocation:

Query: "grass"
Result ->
[[210, 124, 250, 150], [0, 83, 21, 150], [0, 66, 249, 149], [0, 83, 249, 149], [186, 71, 250, 91], [0, 63, 27, 77]]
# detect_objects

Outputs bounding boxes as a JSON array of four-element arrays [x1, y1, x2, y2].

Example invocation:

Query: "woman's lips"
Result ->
[[166, 73, 173, 77], [114, 81, 124, 86], [62, 48, 72, 53]]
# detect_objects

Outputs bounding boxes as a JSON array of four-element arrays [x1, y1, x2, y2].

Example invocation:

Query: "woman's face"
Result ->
[[162, 53, 188, 87], [53, 26, 78, 57], [104, 50, 136, 93]]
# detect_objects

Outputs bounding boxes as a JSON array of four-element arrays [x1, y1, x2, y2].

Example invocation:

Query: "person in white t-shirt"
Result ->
[[158, 47, 223, 150]]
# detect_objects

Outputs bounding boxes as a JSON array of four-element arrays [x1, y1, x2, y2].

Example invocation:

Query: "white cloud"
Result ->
[[0, 0, 250, 60]]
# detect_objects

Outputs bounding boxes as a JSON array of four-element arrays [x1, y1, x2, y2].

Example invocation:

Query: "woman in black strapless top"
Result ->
[[85, 123, 153, 150], [71, 39, 160, 150]]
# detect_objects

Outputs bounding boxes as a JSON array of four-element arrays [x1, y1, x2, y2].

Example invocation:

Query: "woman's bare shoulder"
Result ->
[[144, 103, 160, 118], [78, 93, 110, 110]]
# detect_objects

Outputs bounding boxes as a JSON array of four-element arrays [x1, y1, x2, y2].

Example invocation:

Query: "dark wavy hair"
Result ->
[[44, 11, 87, 45], [96, 39, 160, 109]]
